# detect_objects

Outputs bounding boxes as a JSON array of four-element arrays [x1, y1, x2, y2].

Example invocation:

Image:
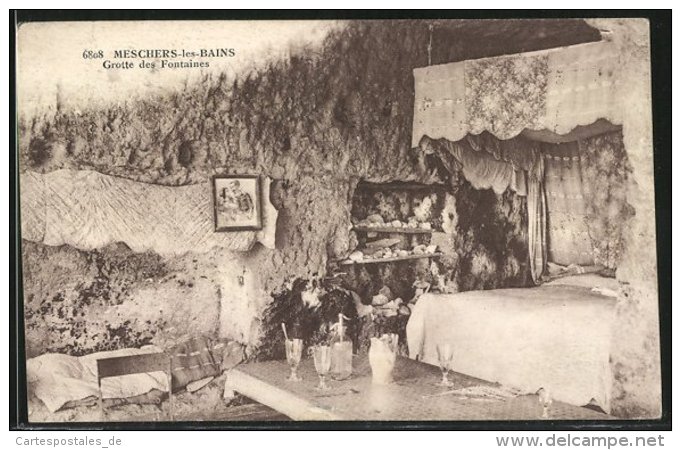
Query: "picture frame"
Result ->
[[212, 174, 262, 231]]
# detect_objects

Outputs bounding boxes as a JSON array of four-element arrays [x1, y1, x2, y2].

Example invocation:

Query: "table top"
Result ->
[[225, 355, 613, 421]]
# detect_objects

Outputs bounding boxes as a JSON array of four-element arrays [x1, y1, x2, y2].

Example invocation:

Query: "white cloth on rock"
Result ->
[[20, 170, 278, 256], [27, 346, 168, 413]]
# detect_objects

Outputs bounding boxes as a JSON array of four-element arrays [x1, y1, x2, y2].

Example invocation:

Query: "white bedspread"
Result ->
[[27, 346, 169, 413], [407, 285, 616, 412]]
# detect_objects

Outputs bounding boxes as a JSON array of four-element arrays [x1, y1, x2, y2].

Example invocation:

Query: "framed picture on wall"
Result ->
[[212, 175, 262, 231]]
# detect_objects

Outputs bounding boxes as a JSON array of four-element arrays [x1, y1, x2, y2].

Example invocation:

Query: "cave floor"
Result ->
[[28, 373, 289, 423]]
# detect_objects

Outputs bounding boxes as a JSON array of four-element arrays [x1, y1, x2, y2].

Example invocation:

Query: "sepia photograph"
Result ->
[[10, 11, 670, 430]]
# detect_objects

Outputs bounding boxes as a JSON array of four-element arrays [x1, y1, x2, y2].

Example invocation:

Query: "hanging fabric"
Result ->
[[453, 140, 520, 195], [412, 40, 623, 147], [20, 169, 279, 256], [527, 157, 547, 284], [543, 142, 595, 266], [421, 136, 534, 196], [466, 132, 541, 176], [578, 130, 630, 269]]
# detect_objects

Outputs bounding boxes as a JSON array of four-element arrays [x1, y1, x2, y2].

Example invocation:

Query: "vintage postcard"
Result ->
[[14, 14, 666, 427]]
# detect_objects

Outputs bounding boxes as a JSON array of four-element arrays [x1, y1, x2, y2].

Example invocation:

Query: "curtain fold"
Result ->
[[466, 133, 540, 175], [527, 158, 547, 284], [421, 135, 536, 196]]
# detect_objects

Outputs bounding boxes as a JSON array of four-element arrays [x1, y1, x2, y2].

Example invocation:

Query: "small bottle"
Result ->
[[330, 314, 353, 380]]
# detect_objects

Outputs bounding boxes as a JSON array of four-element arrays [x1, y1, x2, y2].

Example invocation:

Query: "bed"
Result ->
[[406, 274, 618, 413]]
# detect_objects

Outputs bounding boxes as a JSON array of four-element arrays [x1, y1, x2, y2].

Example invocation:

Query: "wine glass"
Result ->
[[436, 343, 454, 387], [285, 338, 303, 382], [537, 387, 553, 418], [312, 345, 332, 390]]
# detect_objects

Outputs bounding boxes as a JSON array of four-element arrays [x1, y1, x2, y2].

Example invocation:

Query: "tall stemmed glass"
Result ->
[[538, 388, 553, 419], [312, 345, 332, 390], [436, 343, 454, 387], [285, 338, 303, 382]]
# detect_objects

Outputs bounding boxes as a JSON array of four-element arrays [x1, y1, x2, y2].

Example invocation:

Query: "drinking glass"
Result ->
[[369, 334, 397, 385], [538, 388, 553, 418], [436, 343, 454, 387], [331, 340, 353, 381], [312, 345, 332, 390], [285, 338, 303, 382]]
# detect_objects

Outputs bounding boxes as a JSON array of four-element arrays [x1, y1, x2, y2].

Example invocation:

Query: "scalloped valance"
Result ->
[[412, 41, 623, 147]]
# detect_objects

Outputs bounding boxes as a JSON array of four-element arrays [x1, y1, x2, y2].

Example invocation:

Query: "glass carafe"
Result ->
[[330, 323, 353, 380]]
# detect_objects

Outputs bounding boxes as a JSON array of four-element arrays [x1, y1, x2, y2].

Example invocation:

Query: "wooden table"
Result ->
[[224, 355, 613, 421]]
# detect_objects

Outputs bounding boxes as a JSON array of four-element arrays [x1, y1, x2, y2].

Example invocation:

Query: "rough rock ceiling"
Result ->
[[427, 18, 602, 64]]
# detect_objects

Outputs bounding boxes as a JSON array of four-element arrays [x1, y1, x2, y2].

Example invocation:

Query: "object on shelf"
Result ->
[[366, 213, 384, 224], [337, 252, 443, 266], [358, 181, 447, 192], [346, 228, 438, 263], [353, 225, 432, 234], [364, 238, 402, 251], [353, 214, 434, 232], [348, 251, 364, 262]]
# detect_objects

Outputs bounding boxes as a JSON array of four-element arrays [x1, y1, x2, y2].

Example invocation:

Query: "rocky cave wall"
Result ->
[[19, 18, 662, 419], [21, 20, 592, 360], [449, 174, 530, 292], [586, 19, 662, 419]]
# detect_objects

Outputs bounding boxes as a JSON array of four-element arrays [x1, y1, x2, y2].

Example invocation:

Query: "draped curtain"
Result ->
[[412, 41, 629, 279], [424, 138, 527, 196], [579, 131, 630, 269], [543, 142, 595, 266], [421, 130, 628, 281], [421, 133, 542, 195]]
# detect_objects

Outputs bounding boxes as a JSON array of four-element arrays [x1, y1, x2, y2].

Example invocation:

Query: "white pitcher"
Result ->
[[369, 334, 398, 385]]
